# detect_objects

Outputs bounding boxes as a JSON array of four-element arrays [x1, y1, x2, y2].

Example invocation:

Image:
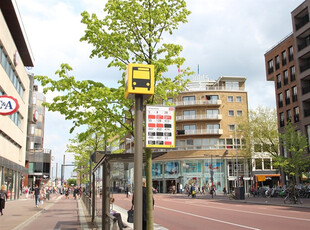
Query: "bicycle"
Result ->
[[228, 192, 236, 200], [283, 189, 303, 204]]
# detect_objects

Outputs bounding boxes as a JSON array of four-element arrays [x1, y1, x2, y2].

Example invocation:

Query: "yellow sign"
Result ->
[[125, 63, 154, 99]]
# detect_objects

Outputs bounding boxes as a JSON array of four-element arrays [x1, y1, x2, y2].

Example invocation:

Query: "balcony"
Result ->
[[295, 14, 309, 30], [176, 114, 222, 121], [175, 99, 222, 107], [302, 85, 310, 95], [176, 129, 223, 136]]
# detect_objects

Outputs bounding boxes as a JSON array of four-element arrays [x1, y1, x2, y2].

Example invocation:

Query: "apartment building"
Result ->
[[265, 0, 310, 183], [0, 0, 34, 199], [152, 75, 250, 193]]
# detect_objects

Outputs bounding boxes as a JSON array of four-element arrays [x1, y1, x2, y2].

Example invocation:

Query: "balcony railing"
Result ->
[[181, 129, 223, 135], [176, 114, 222, 121], [175, 99, 222, 106]]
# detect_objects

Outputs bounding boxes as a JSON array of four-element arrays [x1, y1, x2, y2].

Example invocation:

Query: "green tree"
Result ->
[[35, 0, 192, 227], [274, 122, 310, 186], [67, 178, 77, 186]]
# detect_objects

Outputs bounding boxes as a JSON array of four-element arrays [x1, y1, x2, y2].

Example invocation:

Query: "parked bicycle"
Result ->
[[228, 192, 236, 200], [283, 188, 303, 204]]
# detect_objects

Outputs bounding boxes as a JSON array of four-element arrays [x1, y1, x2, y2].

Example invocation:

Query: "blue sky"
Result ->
[[15, 0, 304, 178]]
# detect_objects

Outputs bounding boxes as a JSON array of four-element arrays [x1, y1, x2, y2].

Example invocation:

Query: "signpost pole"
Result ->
[[134, 94, 143, 230]]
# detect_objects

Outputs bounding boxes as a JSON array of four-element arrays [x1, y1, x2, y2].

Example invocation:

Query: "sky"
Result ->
[[15, 0, 305, 179]]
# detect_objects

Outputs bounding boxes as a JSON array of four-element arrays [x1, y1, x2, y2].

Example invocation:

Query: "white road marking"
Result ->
[[156, 205, 261, 230], [169, 200, 310, 222]]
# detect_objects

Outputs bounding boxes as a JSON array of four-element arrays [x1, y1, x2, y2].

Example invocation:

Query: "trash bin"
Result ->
[[234, 187, 245, 200]]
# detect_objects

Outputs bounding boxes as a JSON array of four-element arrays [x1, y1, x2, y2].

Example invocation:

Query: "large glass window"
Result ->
[[278, 93, 283, 108], [206, 109, 219, 119], [268, 59, 274, 74], [277, 74, 281, 88], [165, 162, 179, 175], [264, 159, 271, 170], [283, 70, 288, 85], [184, 124, 196, 130], [206, 95, 219, 104], [183, 110, 196, 119], [275, 55, 280, 69], [182, 96, 195, 105], [226, 82, 239, 90], [206, 124, 220, 133], [294, 107, 299, 122]]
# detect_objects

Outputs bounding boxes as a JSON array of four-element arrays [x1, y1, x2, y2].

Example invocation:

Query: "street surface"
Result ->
[[113, 193, 310, 230]]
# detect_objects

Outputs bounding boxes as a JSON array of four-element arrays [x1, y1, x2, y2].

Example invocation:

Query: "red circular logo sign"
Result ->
[[0, 95, 19, 115]]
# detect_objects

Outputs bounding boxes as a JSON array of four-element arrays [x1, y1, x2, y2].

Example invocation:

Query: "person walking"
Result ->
[[0, 185, 8, 216], [33, 184, 40, 207]]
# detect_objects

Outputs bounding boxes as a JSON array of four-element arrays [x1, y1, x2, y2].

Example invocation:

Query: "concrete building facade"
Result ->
[[0, 0, 34, 200]]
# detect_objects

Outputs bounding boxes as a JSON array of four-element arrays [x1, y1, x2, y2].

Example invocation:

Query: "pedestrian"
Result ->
[[110, 197, 127, 229], [65, 188, 70, 199], [73, 187, 78, 200], [33, 184, 40, 207], [125, 185, 129, 198], [223, 187, 227, 196], [132, 178, 154, 230], [25, 186, 29, 199], [0, 185, 8, 216]]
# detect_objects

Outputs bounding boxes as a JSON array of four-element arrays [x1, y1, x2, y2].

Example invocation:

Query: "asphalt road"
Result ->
[[113, 194, 310, 230]]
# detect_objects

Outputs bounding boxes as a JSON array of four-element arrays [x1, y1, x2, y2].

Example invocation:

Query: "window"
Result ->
[[206, 109, 219, 119], [278, 93, 283, 108], [255, 159, 262, 170], [226, 82, 239, 90], [264, 159, 271, 170], [227, 96, 233, 102], [236, 96, 242, 102], [206, 124, 220, 134], [268, 59, 274, 74], [184, 124, 196, 130], [183, 110, 196, 119], [289, 46, 294, 62], [280, 112, 284, 127], [277, 74, 281, 88], [254, 144, 262, 152], [292, 86, 297, 102], [165, 98, 173, 104], [294, 107, 299, 122], [206, 95, 219, 104], [275, 55, 280, 69], [282, 50, 287, 66], [287, 109, 291, 122], [182, 96, 195, 105], [228, 110, 234, 116], [283, 70, 288, 85], [226, 139, 233, 148], [285, 89, 290, 105], [237, 110, 243, 116], [290, 66, 295, 82], [229, 124, 235, 131]]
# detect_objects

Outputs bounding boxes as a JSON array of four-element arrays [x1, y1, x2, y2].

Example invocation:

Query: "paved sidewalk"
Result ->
[[0, 194, 92, 230]]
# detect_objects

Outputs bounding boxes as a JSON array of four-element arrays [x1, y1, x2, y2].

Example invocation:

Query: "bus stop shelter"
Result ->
[[91, 151, 166, 229]]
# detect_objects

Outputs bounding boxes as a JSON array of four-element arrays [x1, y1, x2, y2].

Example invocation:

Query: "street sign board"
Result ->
[[125, 63, 154, 99], [146, 106, 175, 148]]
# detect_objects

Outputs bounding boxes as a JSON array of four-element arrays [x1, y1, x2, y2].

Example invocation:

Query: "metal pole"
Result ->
[[134, 94, 143, 230], [235, 126, 238, 187]]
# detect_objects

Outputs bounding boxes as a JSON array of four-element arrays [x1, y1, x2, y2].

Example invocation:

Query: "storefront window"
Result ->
[[152, 163, 162, 176], [164, 162, 179, 176], [204, 159, 224, 191], [183, 161, 202, 173]]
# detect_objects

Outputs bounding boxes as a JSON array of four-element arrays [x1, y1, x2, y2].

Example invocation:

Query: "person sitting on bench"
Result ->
[[110, 197, 127, 229]]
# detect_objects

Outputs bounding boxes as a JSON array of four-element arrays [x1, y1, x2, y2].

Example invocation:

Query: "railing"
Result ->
[[175, 99, 221, 106], [176, 114, 222, 121], [183, 129, 223, 135]]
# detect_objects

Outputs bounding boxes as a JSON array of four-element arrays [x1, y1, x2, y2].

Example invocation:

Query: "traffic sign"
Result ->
[[125, 63, 154, 99]]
